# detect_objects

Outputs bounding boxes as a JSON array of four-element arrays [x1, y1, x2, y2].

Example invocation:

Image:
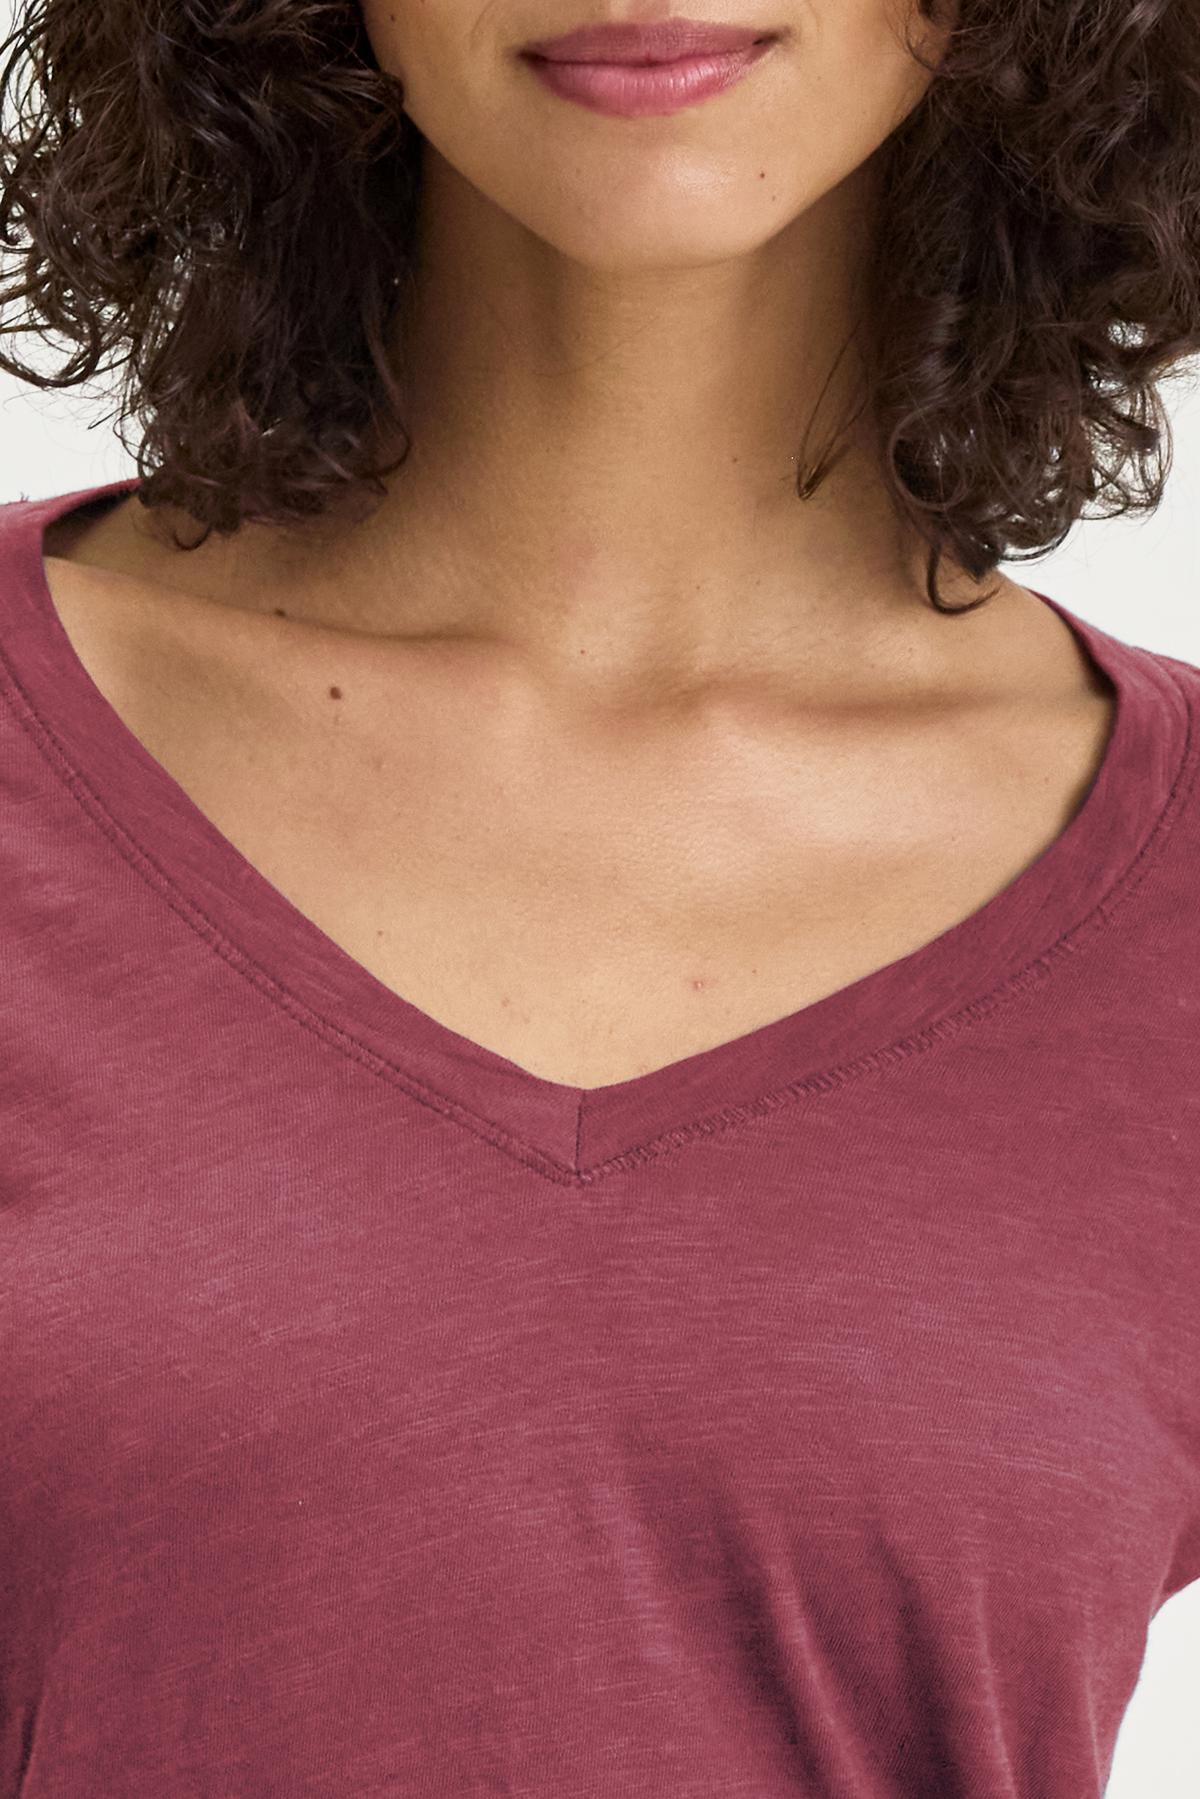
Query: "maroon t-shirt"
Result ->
[[2, 477, 1199, 1799]]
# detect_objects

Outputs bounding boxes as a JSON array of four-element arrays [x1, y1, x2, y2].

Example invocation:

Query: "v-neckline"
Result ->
[[1, 478, 1193, 1184]]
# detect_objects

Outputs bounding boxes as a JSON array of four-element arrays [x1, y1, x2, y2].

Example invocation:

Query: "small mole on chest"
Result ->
[[328, 685, 342, 700]]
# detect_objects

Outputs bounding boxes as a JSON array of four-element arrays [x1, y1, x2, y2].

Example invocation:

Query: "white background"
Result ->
[[2, 26, 1199, 1790]]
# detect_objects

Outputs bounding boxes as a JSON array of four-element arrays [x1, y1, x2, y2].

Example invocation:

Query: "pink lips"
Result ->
[[519, 17, 780, 118]]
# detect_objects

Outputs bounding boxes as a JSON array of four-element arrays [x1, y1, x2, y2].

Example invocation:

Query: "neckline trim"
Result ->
[[1, 477, 1196, 1184]]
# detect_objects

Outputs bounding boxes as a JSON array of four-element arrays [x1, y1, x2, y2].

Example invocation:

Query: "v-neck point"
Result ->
[[0, 477, 1194, 1182]]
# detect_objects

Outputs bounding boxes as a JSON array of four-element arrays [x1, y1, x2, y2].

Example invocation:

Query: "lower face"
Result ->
[[357, 0, 955, 271]]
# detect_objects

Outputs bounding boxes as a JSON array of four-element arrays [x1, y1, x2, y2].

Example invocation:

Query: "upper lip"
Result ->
[[520, 18, 777, 62]]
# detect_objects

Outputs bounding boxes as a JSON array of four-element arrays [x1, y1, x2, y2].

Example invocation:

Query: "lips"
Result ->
[[521, 19, 777, 64]]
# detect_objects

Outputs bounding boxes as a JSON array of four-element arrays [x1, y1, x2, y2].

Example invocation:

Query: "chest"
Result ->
[[42, 561, 1115, 1090]]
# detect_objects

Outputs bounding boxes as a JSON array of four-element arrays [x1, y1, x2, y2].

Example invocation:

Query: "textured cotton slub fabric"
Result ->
[[2, 477, 1199, 1799]]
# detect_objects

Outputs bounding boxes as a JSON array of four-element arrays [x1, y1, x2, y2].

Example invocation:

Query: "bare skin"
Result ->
[[41, 492, 1115, 1091], [33, 3, 1117, 1090]]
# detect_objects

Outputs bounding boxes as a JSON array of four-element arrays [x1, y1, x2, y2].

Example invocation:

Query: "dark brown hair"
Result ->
[[1, 0, 1198, 611]]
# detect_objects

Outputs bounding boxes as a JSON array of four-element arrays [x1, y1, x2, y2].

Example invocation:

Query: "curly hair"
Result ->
[[0, 0, 1198, 613]]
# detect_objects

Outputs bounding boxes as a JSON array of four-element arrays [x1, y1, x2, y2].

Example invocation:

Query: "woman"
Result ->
[[1, 0, 1198, 1791]]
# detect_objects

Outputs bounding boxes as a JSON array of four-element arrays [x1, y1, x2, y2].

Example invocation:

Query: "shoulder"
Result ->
[[1140, 639, 1200, 692]]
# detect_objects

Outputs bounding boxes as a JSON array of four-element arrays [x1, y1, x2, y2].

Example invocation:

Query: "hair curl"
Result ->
[[0, 0, 1199, 612]]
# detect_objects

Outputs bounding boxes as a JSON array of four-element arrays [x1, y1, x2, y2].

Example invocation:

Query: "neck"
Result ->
[[147, 144, 1003, 703]]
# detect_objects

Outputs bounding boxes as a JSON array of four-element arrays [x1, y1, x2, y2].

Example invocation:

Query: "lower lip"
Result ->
[[520, 41, 775, 118]]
